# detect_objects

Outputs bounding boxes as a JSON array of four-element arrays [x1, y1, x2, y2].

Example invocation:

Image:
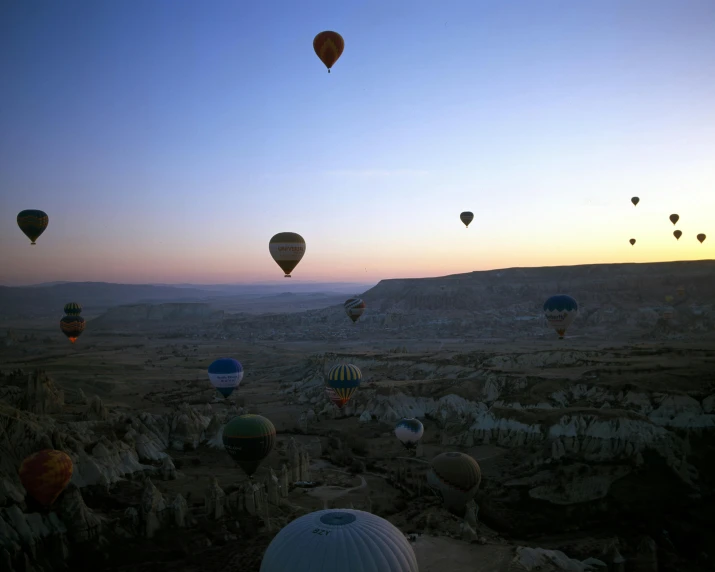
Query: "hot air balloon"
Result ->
[[426, 452, 481, 515], [60, 302, 86, 343], [208, 358, 243, 398], [631, 197, 639, 206], [313, 31, 344, 73], [665, 295, 674, 303], [325, 387, 345, 409], [269, 232, 306, 278], [260, 509, 419, 572], [629, 238, 636, 246], [543, 295, 578, 339], [344, 297, 366, 323], [669, 214, 679, 225], [222, 414, 276, 478], [673, 230, 682, 240], [459, 211, 474, 228], [394, 418, 424, 450], [326, 364, 362, 408], [697, 233, 706, 244], [17, 210, 49, 245], [676, 286, 685, 297], [19, 449, 73, 507], [663, 307, 674, 320]]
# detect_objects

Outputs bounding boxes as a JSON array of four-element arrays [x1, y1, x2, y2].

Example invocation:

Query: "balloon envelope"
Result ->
[[669, 214, 679, 225], [427, 452, 481, 515], [697, 233, 706, 244], [17, 209, 49, 244], [260, 509, 419, 572], [63, 302, 82, 315], [395, 418, 424, 449], [327, 364, 362, 407], [344, 298, 366, 323], [222, 414, 276, 477], [208, 358, 244, 398], [673, 230, 682, 240], [19, 449, 73, 506], [459, 211, 474, 228], [325, 387, 345, 409], [269, 232, 306, 277], [60, 315, 85, 343], [629, 238, 636, 246], [543, 295, 578, 339], [313, 31, 344, 72], [631, 197, 639, 206]]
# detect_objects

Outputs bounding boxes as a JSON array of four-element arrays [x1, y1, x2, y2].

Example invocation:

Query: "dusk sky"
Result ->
[[1, 0, 714, 286]]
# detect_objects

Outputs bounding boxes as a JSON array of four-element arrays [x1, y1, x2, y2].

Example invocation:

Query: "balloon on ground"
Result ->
[[222, 414, 276, 478], [19, 449, 73, 506], [208, 358, 244, 398], [269, 232, 306, 278], [260, 509, 419, 572], [543, 295, 578, 339], [17, 209, 49, 245]]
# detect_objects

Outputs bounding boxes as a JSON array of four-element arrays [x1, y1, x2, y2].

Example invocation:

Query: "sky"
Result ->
[[1, 0, 714, 286]]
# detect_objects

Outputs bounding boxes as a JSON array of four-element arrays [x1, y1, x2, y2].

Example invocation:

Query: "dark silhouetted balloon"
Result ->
[[260, 509, 419, 572], [673, 230, 682, 240], [459, 211, 474, 228], [427, 452, 481, 515], [60, 302, 85, 343], [19, 449, 73, 506], [669, 214, 679, 225], [222, 414, 276, 477], [631, 197, 639, 206], [344, 298, 366, 323], [543, 295, 578, 339], [697, 233, 706, 244], [313, 31, 344, 73], [629, 238, 636, 246], [269, 232, 306, 278], [63, 302, 82, 315], [17, 210, 49, 245]]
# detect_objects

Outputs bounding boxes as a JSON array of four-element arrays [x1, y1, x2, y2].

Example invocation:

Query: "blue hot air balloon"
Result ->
[[260, 509, 418, 572], [395, 418, 424, 450], [543, 295, 578, 339], [207, 358, 243, 398]]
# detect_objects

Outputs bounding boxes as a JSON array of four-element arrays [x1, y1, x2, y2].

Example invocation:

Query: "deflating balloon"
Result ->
[[543, 295, 578, 339], [427, 452, 481, 515], [344, 297, 366, 323], [395, 418, 424, 450], [631, 197, 639, 206], [313, 31, 344, 73], [208, 358, 244, 398], [459, 211, 474, 228], [19, 449, 73, 507], [17, 209, 49, 245], [697, 233, 706, 244], [669, 214, 680, 225], [629, 238, 636, 246], [222, 414, 275, 477], [269, 232, 306, 278], [259, 509, 419, 572], [326, 364, 362, 408], [673, 230, 682, 240]]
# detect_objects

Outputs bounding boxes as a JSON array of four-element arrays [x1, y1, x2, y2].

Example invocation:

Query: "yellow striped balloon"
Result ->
[[327, 364, 362, 405]]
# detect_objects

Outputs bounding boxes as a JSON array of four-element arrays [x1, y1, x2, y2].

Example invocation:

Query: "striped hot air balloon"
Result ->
[[17, 209, 49, 245], [222, 414, 276, 478], [324, 387, 345, 409], [60, 302, 86, 343], [63, 302, 82, 315], [19, 449, 73, 507], [543, 295, 578, 339], [326, 364, 362, 408], [344, 297, 366, 324]]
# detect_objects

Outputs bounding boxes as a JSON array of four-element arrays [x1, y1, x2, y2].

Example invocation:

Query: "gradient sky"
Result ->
[[1, 0, 714, 286]]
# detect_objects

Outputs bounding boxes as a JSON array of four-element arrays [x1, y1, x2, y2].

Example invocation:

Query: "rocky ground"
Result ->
[[1, 311, 714, 571]]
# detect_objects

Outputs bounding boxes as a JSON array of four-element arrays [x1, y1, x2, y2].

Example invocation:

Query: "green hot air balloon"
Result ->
[[63, 302, 82, 316], [222, 414, 276, 478], [17, 210, 49, 245]]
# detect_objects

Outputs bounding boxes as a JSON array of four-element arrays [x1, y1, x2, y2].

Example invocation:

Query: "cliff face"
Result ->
[[90, 303, 224, 330]]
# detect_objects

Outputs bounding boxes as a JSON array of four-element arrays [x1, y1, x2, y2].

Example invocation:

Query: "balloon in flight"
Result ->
[[460, 211, 474, 228], [326, 364, 362, 408], [543, 295, 578, 339], [313, 31, 344, 73], [344, 297, 366, 323], [60, 302, 85, 343], [631, 197, 639, 206], [222, 414, 275, 477], [324, 386, 345, 409], [19, 449, 73, 507], [673, 230, 682, 240], [669, 214, 680, 225], [697, 233, 706, 244], [17, 209, 49, 245], [665, 295, 674, 303], [208, 358, 243, 398], [426, 452, 481, 515], [676, 286, 685, 297], [629, 238, 636, 246], [395, 418, 424, 450], [269, 232, 306, 278], [260, 509, 419, 572]]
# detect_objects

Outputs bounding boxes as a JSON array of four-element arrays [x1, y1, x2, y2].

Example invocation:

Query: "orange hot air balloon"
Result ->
[[669, 214, 679, 225], [19, 449, 73, 507], [673, 230, 682, 240], [629, 238, 636, 246], [313, 31, 344, 73], [697, 233, 706, 244]]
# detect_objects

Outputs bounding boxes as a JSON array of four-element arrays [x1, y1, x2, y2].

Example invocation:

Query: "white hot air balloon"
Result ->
[[260, 509, 418, 572], [394, 418, 424, 450]]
